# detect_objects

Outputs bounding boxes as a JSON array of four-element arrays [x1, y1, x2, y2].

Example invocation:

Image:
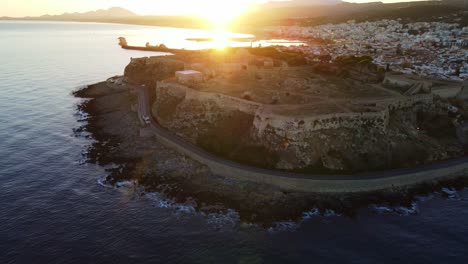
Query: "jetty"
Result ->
[[118, 37, 183, 53]]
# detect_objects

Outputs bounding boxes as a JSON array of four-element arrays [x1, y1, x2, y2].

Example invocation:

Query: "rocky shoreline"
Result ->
[[73, 80, 468, 226]]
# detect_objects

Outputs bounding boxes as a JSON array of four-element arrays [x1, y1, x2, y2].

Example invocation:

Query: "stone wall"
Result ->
[[383, 74, 432, 91], [153, 81, 262, 143], [155, 82, 434, 141], [156, 81, 262, 116], [377, 94, 434, 110], [153, 80, 442, 171], [253, 110, 390, 140]]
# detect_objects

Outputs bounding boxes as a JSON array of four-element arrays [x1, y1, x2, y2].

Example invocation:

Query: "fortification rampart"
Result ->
[[253, 110, 390, 140], [156, 81, 262, 115], [155, 81, 435, 141], [139, 85, 468, 193], [376, 94, 434, 110]]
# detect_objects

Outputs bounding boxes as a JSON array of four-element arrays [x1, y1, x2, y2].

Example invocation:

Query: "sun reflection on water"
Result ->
[[120, 26, 305, 50]]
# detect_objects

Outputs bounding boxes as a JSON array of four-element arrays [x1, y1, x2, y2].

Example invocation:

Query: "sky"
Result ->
[[0, 0, 429, 17]]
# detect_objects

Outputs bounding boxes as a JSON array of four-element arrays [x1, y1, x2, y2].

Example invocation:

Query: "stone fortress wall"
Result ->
[[253, 109, 390, 141], [156, 81, 262, 115], [378, 94, 434, 109], [141, 82, 468, 193], [156, 80, 435, 141], [252, 94, 434, 140]]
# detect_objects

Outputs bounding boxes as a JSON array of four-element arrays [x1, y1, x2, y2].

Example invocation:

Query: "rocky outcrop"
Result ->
[[124, 56, 184, 87], [258, 100, 463, 172], [153, 81, 463, 172]]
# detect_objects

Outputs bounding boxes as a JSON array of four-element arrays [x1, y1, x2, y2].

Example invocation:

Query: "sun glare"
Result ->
[[194, 0, 251, 29], [193, 0, 253, 49], [211, 29, 231, 49]]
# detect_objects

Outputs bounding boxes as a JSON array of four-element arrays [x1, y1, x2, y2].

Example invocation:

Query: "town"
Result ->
[[266, 19, 468, 81]]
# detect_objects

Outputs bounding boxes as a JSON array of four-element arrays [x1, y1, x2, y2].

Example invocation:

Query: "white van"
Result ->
[[143, 115, 151, 125]]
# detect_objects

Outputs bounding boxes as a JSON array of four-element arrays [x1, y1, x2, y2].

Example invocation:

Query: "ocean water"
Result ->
[[0, 20, 467, 263]]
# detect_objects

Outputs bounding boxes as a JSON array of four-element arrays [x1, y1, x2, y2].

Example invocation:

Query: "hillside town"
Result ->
[[267, 19, 468, 81]]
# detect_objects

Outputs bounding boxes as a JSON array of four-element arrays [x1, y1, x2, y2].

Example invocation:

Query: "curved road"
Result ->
[[136, 85, 468, 192]]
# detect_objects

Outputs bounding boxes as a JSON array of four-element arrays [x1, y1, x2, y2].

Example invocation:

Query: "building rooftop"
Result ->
[[176, 70, 202, 75]]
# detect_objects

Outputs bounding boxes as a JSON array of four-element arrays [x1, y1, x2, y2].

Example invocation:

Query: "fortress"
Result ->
[[153, 59, 442, 139], [123, 50, 466, 172], [156, 81, 436, 139]]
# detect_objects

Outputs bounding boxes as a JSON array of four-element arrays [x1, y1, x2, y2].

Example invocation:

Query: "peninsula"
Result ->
[[75, 45, 468, 223]]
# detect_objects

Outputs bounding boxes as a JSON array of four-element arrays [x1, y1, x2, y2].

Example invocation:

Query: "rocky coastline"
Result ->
[[73, 80, 468, 226]]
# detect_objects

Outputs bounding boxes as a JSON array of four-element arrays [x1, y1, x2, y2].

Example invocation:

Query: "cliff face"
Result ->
[[253, 106, 460, 172], [152, 82, 281, 168], [128, 56, 464, 173], [124, 56, 184, 87], [152, 81, 463, 173]]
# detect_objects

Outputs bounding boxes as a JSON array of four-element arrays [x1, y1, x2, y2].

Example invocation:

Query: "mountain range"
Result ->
[[1, 1, 466, 30], [39, 7, 137, 19], [261, 0, 343, 8]]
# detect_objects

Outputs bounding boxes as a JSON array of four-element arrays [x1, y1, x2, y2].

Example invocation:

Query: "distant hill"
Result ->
[[0, 7, 137, 21], [261, 0, 343, 8], [338, 4, 464, 23], [235, 0, 468, 29], [0, 2, 466, 32], [441, 0, 468, 8], [39, 7, 137, 20]]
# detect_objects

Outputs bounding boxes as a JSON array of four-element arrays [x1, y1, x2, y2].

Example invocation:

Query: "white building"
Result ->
[[175, 70, 204, 85]]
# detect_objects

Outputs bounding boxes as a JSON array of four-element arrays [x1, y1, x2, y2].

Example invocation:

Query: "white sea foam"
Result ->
[[369, 205, 394, 215], [144, 192, 241, 227], [206, 209, 240, 229], [96, 179, 113, 189], [323, 209, 342, 217], [268, 221, 299, 233], [301, 208, 342, 221], [441, 187, 461, 200], [115, 181, 134, 188], [75, 109, 90, 122], [302, 208, 320, 220], [369, 202, 419, 216], [174, 205, 196, 214], [144, 192, 196, 215], [395, 202, 419, 216], [158, 200, 173, 208]]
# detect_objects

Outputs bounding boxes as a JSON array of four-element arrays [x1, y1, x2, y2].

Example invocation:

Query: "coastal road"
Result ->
[[136, 85, 468, 192]]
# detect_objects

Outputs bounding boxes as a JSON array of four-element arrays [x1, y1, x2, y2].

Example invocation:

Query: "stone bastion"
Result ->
[[155, 80, 434, 140]]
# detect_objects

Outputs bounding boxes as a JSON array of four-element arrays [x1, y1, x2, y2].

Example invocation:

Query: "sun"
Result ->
[[194, 0, 252, 30], [192, 0, 253, 49]]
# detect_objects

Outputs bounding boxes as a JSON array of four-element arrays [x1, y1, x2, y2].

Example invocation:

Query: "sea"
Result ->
[[0, 20, 467, 263]]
